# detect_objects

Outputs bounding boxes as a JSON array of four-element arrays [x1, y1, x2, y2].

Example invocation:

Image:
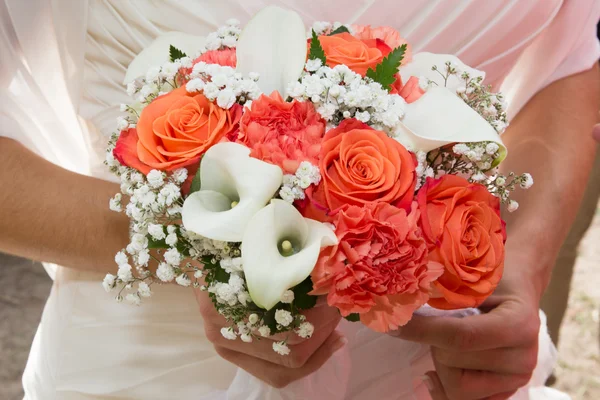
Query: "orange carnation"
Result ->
[[350, 25, 412, 65], [417, 175, 507, 309], [318, 32, 392, 76], [306, 119, 416, 219], [114, 86, 241, 174]]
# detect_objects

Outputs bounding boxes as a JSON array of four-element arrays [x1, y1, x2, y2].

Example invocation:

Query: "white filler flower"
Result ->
[[182, 142, 283, 242], [241, 199, 337, 310]]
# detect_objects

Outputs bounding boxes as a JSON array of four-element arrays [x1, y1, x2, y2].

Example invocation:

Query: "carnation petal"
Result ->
[[242, 199, 337, 310], [235, 6, 307, 96], [124, 32, 206, 84], [182, 143, 283, 242], [395, 87, 506, 162]]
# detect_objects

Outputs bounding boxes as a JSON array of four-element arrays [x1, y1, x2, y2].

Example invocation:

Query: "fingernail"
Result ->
[[333, 336, 348, 352], [421, 375, 434, 391]]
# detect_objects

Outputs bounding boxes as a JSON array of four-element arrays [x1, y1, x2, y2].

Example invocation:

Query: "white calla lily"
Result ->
[[124, 32, 206, 84], [395, 87, 506, 161], [235, 6, 307, 96], [242, 199, 337, 310], [399, 52, 486, 94], [182, 143, 283, 242]]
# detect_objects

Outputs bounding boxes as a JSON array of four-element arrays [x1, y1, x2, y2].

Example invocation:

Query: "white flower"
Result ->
[[130, 233, 149, 253], [258, 326, 272, 337], [279, 186, 295, 203], [238, 291, 250, 306], [275, 309, 293, 327], [355, 110, 371, 123], [164, 248, 182, 266], [145, 66, 161, 82], [172, 168, 188, 183], [165, 233, 178, 246], [117, 264, 133, 282], [240, 333, 253, 343], [126, 293, 141, 306], [147, 170, 165, 188], [486, 142, 500, 155], [495, 176, 506, 187], [137, 250, 150, 266], [102, 274, 116, 292], [193, 270, 203, 279], [248, 314, 259, 325], [216, 88, 236, 109], [186, 78, 206, 93], [115, 251, 128, 266], [117, 117, 129, 131], [507, 200, 519, 213], [471, 172, 487, 182], [280, 290, 295, 304], [273, 341, 290, 356], [182, 143, 283, 242], [521, 173, 534, 189], [148, 224, 166, 240], [167, 225, 177, 234], [138, 282, 152, 297], [126, 82, 138, 96], [176, 274, 191, 287], [221, 327, 237, 340], [296, 322, 314, 339], [305, 59, 322, 72], [156, 263, 175, 282], [109, 194, 122, 212], [242, 199, 337, 310], [236, 6, 307, 96]]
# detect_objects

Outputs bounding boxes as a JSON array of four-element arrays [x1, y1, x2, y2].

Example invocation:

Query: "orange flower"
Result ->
[[417, 175, 506, 309], [318, 32, 392, 76], [235, 92, 326, 174], [114, 86, 241, 174], [194, 48, 237, 68], [311, 202, 443, 332], [307, 119, 416, 219], [351, 25, 412, 65]]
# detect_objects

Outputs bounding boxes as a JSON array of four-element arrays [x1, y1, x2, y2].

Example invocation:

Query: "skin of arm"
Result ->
[[0, 138, 129, 272]]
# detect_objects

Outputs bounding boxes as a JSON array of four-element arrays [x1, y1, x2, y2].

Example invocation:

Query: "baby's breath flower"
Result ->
[[117, 264, 133, 282], [507, 200, 519, 213], [221, 327, 237, 340], [273, 341, 290, 356], [176, 274, 191, 287], [138, 282, 152, 298], [258, 325, 271, 337], [126, 293, 141, 306], [156, 263, 175, 282], [102, 274, 116, 292], [275, 309, 293, 327], [280, 290, 295, 304], [296, 322, 315, 339]]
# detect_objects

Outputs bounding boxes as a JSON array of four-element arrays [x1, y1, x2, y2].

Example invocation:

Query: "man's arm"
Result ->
[[0, 138, 129, 272]]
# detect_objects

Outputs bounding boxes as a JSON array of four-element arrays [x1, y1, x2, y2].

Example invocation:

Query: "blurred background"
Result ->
[[0, 205, 599, 399]]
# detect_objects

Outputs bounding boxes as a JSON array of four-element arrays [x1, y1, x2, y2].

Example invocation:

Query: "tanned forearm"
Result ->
[[500, 63, 600, 299], [0, 138, 129, 272]]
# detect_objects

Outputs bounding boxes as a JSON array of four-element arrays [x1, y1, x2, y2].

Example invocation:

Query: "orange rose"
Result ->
[[114, 86, 241, 174], [350, 25, 412, 65], [307, 119, 416, 218], [417, 175, 506, 309], [318, 32, 392, 76]]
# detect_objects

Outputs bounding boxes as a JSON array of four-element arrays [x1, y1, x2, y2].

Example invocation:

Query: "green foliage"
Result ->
[[189, 160, 202, 194], [148, 237, 168, 249], [344, 313, 360, 322], [169, 45, 187, 62], [328, 26, 350, 35], [308, 30, 327, 65], [292, 277, 318, 310], [365, 44, 407, 91]]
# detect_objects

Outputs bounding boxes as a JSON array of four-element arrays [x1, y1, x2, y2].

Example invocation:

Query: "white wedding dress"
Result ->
[[1, 1, 599, 399]]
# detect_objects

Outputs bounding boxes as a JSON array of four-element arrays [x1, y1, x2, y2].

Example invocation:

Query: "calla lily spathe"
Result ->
[[235, 6, 307, 97], [396, 53, 507, 163], [124, 32, 206, 84], [182, 143, 283, 242], [242, 199, 338, 310]]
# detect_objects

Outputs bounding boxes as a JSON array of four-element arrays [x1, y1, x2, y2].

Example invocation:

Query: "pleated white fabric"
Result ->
[[1, 1, 598, 399]]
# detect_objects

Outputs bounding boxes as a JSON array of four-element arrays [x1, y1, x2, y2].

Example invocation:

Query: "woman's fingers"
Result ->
[[422, 372, 448, 400], [431, 346, 538, 375], [214, 331, 347, 388]]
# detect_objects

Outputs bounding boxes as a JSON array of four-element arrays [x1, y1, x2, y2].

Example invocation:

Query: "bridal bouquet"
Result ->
[[104, 7, 532, 354]]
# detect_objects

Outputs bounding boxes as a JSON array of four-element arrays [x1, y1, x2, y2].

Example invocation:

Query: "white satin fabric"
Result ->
[[1, 1, 599, 399]]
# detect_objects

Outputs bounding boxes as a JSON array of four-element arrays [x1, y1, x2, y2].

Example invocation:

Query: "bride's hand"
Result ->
[[390, 259, 541, 400], [194, 288, 347, 388]]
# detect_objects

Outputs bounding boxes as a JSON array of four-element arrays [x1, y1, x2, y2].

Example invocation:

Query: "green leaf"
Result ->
[[328, 25, 350, 35], [262, 307, 279, 333], [169, 45, 188, 62], [189, 160, 202, 195], [292, 276, 318, 310], [148, 237, 168, 249], [344, 313, 360, 322], [308, 30, 327, 66], [365, 43, 407, 91]]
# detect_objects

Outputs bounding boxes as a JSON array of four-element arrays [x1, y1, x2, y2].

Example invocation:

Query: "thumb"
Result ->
[[422, 371, 448, 400]]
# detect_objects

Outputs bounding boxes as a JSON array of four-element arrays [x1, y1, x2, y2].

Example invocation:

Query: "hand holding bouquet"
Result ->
[[104, 6, 533, 355]]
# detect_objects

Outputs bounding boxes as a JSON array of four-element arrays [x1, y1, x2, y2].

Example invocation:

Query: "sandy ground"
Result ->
[[0, 207, 599, 400]]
